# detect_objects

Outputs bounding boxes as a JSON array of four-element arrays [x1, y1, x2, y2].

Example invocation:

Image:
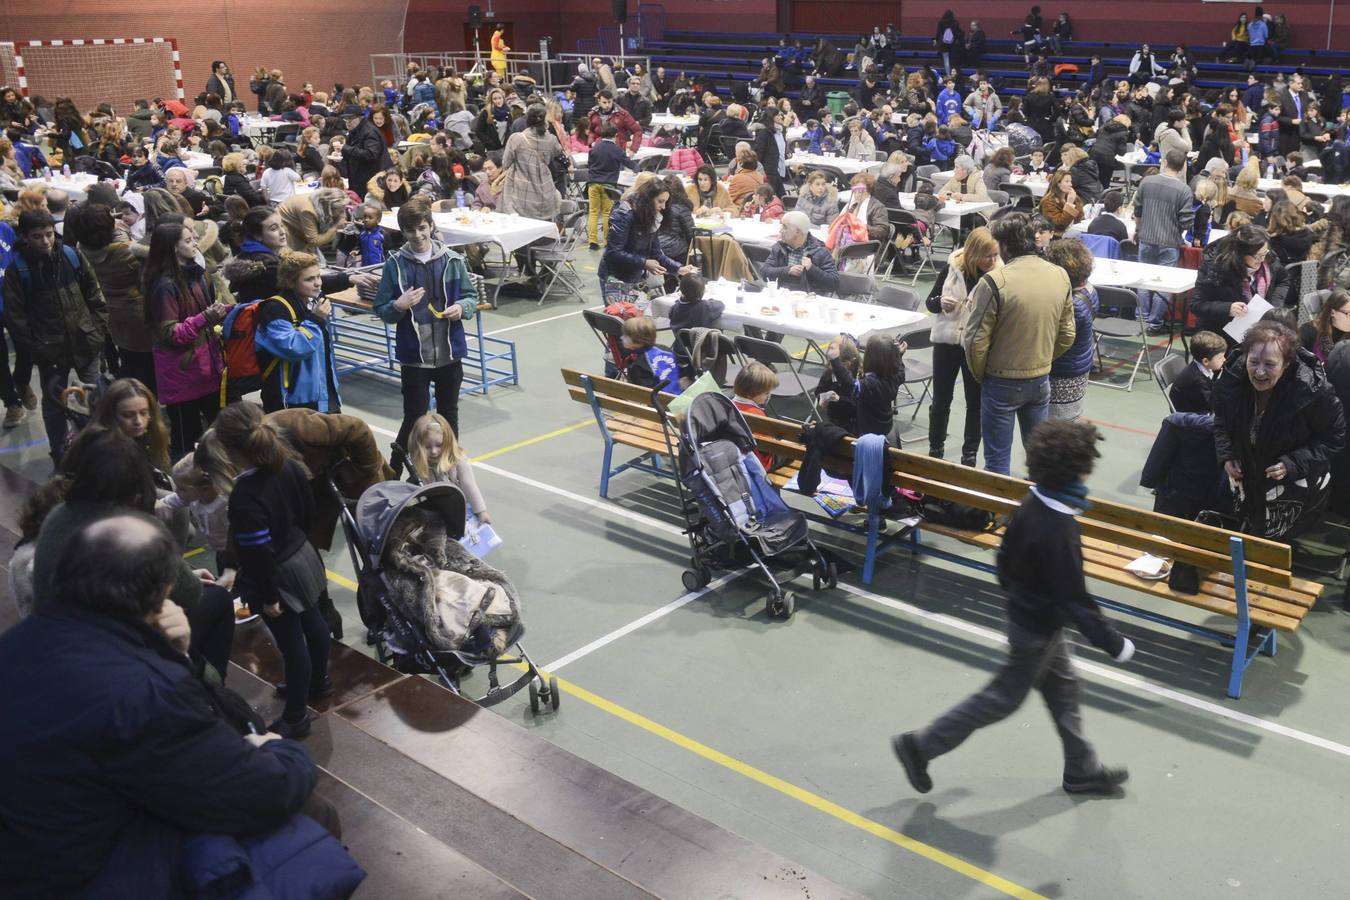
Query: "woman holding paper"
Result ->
[[1192, 225, 1290, 346], [1212, 321, 1346, 540]]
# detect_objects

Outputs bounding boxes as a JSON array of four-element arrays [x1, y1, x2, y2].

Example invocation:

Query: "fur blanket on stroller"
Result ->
[[383, 509, 520, 654]]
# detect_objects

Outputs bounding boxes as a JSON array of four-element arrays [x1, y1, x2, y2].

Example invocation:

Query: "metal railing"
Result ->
[[369, 49, 650, 97]]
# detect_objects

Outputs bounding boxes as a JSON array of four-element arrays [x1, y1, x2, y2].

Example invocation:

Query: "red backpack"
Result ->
[[219, 296, 300, 402]]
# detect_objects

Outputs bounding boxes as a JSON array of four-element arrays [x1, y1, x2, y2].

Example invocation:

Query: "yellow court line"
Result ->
[[327, 570, 359, 591], [183, 547, 205, 559], [552, 673, 1047, 900], [470, 419, 594, 463]]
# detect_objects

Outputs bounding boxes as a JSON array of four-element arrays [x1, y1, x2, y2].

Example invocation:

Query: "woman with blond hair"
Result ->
[[221, 151, 263, 206], [296, 125, 324, 177], [928, 226, 1000, 464], [1230, 159, 1265, 218]]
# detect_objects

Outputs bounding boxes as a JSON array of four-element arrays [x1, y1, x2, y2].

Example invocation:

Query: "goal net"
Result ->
[[0, 38, 182, 116]]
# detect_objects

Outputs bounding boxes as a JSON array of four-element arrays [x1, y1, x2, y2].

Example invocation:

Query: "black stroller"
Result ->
[[336, 478, 558, 714], [654, 390, 836, 618]]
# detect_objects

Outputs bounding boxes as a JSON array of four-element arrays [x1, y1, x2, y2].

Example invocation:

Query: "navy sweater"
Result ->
[[586, 139, 637, 185], [998, 490, 1126, 656]]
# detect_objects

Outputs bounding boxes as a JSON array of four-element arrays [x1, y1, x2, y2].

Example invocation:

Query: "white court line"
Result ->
[[367, 430, 1350, 761], [474, 460, 684, 536], [543, 569, 749, 673], [484, 308, 587, 336], [835, 582, 1350, 761]]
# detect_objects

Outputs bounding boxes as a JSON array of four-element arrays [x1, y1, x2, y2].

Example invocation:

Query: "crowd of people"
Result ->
[[3, 14, 1350, 892]]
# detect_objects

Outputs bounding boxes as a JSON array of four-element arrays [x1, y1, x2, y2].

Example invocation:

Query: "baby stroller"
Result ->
[[655, 390, 835, 618], [337, 478, 559, 714]]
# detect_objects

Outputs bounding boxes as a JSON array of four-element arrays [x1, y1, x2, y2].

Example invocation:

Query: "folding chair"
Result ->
[[1078, 233, 1120, 259], [1299, 288, 1330, 326], [582, 308, 630, 378], [1285, 260, 1320, 306], [674, 328, 739, 387], [741, 243, 771, 280], [526, 210, 587, 304], [1091, 284, 1153, 391], [887, 208, 936, 284], [837, 240, 881, 276], [1153, 354, 1188, 413], [834, 271, 875, 301], [1003, 183, 1035, 210], [732, 334, 821, 422], [876, 282, 921, 311], [895, 322, 934, 420]]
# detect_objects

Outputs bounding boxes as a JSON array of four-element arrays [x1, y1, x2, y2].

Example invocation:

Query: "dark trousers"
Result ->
[[0, 322, 34, 408], [114, 348, 157, 395], [913, 622, 1101, 779], [928, 342, 981, 460], [38, 359, 101, 463], [395, 360, 464, 449], [164, 392, 221, 461], [264, 602, 332, 722], [190, 584, 237, 682]]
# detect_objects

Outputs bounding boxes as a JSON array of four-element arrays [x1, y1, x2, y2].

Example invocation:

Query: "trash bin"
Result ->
[[826, 91, 849, 117]]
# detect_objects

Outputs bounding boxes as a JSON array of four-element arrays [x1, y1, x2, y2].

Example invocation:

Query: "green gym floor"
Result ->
[[4, 252, 1349, 899]]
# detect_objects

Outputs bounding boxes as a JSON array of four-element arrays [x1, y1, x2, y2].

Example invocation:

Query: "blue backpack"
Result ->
[[12, 244, 82, 293]]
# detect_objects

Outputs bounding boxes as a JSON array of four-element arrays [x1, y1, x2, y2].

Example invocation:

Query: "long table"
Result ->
[[379, 209, 558, 307], [572, 146, 670, 168], [787, 153, 883, 175], [1090, 257, 1197, 293], [694, 217, 829, 249], [650, 281, 927, 343], [896, 192, 998, 229]]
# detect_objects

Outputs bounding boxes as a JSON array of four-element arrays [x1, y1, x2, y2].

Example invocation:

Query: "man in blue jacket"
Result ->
[[0, 512, 326, 898]]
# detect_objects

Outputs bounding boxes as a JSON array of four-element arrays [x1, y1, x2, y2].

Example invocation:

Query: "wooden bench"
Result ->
[[561, 367, 1323, 699]]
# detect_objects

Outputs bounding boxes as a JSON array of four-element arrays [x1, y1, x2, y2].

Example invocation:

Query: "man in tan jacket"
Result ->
[[962, 211, 1075, 474]]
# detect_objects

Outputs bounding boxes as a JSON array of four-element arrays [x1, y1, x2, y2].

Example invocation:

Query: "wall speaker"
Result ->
[[468, 5, 483, 28], [613, 0, 627, 25]]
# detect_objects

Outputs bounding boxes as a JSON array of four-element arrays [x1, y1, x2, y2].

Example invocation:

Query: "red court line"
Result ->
[[1086, 417, 1158, 438]]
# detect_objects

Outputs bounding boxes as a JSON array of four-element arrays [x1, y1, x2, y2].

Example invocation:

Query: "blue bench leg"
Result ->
[[862, 510, 880, 585], [1265, 630, 1277, 657], [599, 441, 614, 499], [1226, 535, 1249, 700]]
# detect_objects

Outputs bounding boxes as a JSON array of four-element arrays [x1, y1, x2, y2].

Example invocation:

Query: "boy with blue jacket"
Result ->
[[936, 78, 962, 125], [373, 200, 477, 473]]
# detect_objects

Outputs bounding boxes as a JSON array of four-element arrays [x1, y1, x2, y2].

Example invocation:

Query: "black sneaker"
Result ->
[[891, 732, 932, 793], [267, 712, 316, 740], [273, 679, 335, 701], [588, 242, 599, 250], [1145, 323, 1170, 336], [1063, 765, 1129, 795]]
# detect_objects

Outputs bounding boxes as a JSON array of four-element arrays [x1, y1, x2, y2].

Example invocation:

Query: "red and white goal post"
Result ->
[[0, 38, 184, 115]]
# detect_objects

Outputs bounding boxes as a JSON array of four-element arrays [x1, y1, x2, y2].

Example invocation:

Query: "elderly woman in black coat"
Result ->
[[1212, 321, 1346, 541]]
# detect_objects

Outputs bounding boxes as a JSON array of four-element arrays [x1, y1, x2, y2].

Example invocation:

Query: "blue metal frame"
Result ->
[[327, 301, 519, 397], [580, 374, 673, 498]]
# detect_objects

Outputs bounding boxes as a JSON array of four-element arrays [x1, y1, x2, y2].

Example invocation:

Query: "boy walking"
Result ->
[[586, 122, 639, 250], [893, 419, 1135, 796]]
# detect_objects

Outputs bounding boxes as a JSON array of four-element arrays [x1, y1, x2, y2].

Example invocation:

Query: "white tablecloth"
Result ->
[[1008, 172, 1050, 197], [572, 145, 670, 168], [379, 209, 557, 254], [21, 174, 98, 202], [895, 192, 997, 229], [650, 113, 698, 130], [183, 151, 215, 171], [1259, 177, 1350, 199], [787, 153, 882, 175], [241, 116, 281, 139], [694, 217, 828, 249], [1090, 258, 1197, 293], [651, 283, 926, 342]]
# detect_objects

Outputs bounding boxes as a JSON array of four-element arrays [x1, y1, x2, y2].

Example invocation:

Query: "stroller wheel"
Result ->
[[826, 560, 838, 589], [780, 591, 796, 618], [528, 680, 541, 715], [550, 675, 561, 711], [682, 569, 703, 592]]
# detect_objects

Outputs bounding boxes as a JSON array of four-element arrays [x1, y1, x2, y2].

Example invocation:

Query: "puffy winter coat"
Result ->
[[1, 244, 108, 369], [598, 201, 680, 284], [1050, 285, 1099, 378], [1212, 347, 1347, 538], [147, 265, 225, 404], [1192, 236, 1291, 337]]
